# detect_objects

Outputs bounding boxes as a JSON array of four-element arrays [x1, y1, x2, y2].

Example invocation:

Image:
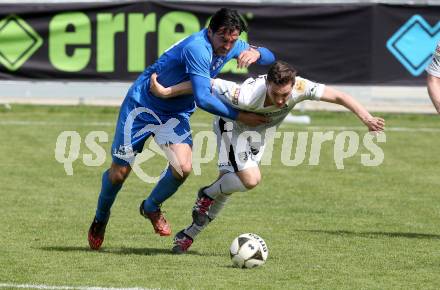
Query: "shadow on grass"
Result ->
[[296, 229, 440, 240], [39, 246, 202, 256]]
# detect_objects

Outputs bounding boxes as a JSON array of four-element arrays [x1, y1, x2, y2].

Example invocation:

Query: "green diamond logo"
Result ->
[[0, 15, 43, 71]]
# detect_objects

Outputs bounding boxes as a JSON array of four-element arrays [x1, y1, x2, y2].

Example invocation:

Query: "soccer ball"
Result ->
[[229, 233, 268, 268]]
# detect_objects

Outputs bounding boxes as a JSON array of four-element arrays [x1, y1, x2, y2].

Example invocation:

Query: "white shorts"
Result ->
[[213, 116, 266, 173]]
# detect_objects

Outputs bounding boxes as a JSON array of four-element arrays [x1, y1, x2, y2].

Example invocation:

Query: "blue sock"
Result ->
[[143, 166, 184, 212], [95, 170, 123, 222]]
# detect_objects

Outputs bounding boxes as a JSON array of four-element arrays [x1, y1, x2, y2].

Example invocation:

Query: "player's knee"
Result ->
[[240, 172, 261, 189], [110, 170, 129, 184], [181, 162, 192, 178], [109, 165, 131, 184], [171, 162, 192, 180], [238, 168, 261, 189], [241, 176, 261, 189]]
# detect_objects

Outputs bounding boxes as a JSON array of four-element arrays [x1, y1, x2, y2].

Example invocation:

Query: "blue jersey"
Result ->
[[131, 28, 249, 114]]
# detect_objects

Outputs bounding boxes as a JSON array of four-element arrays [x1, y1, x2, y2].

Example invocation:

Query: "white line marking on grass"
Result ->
[[0, 120, 439, 132], [286, 125, 440, 133], [0, 283, 158, 290], [0, 120, 212, 128], [0, 120, 116, 127]]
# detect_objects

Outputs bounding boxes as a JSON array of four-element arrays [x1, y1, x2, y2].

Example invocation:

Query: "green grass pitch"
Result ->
[[1, 105, 440, 289]]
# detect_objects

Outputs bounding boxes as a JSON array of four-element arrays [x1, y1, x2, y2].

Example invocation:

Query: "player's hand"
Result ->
[[363, 116, 385, 132], [237, 111, 270, 127], [237, 47, 260, 69], [149, 73, 171, 98]]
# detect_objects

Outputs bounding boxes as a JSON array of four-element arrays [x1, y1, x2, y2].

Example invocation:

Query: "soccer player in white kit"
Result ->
[[427, 41, 440, 113], [149, 61, 385, 253]]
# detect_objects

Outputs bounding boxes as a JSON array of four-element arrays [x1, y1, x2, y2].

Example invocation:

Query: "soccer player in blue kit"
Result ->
[[88, 8, 275, 250]]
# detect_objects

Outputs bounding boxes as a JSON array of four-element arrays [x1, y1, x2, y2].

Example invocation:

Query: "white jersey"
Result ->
[[212, 75, 325, 131], [426, 41, 440, 78], [212, 75, 325, 173]]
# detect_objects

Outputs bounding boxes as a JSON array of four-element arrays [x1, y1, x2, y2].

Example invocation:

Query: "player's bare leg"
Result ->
[[236, 167, 261, 189], [140, 143, 192, 236]]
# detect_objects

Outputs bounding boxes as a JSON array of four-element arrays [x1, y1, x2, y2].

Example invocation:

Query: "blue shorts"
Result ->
[[111, 88, 193, 166]]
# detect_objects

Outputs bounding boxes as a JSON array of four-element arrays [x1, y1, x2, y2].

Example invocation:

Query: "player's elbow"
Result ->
[[257, 47, 276, 65], [329, 93, 345, 105], [257, 55, 275, 66]]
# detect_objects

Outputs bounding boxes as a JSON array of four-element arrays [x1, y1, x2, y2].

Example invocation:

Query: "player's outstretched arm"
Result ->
[[427, 74, 440, 114], [320, 86, 385, 132]]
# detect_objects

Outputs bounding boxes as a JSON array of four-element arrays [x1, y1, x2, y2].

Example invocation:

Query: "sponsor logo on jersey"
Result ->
[[294, 79, 306, 94], [232, 87, 240, 105], [212, 57, 224, 71]]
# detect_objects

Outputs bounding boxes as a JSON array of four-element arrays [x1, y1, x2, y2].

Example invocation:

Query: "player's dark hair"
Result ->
[[209, 8, 248, 34], [267, 61, 296, 86]]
